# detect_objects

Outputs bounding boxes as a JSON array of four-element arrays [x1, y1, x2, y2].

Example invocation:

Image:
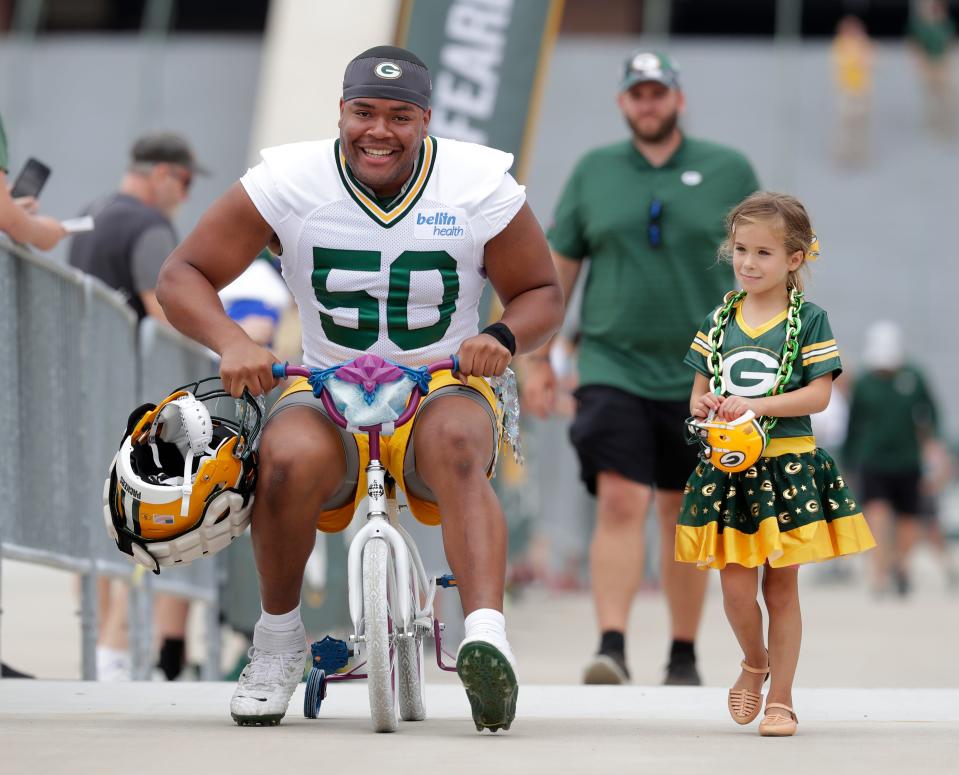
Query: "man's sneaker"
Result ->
[[230, 646, 307, 726], [96, 647, 131, 682], [664, 652, 702, 686], [583, 650, 630, 684], [456, 639, 518, 733], [893, 568, 911, 597]]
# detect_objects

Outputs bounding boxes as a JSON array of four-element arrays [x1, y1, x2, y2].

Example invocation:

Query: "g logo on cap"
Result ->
[[374, 62, 403, 79], [630, 52, 663, 76]]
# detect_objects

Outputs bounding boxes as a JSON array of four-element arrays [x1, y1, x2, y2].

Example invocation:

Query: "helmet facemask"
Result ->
[[104, 378, 262, 573]]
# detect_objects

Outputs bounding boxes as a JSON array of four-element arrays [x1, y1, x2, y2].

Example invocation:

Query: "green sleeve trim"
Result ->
[[683, 347, 710, 377]]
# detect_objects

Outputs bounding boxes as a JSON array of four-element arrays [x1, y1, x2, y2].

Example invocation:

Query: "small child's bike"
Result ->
[[271, 355, 462, 733]]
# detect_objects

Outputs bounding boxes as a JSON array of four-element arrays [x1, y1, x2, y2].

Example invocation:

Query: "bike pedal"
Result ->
[[310, 635, 350, 673], [436, 573, 458, 588]]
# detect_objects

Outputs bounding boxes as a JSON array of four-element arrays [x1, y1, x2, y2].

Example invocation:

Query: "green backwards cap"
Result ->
[[620, 51, 680, 92]]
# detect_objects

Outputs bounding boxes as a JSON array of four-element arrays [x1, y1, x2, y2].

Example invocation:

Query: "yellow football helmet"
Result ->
[[686, 410, 767, 474], [103, 378, 261, 574]]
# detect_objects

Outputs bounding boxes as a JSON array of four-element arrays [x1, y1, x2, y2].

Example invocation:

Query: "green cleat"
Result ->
[[456, 641, 518, 733]]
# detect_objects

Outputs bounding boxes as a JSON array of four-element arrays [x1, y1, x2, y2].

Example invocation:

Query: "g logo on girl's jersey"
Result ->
[[722, 351, 779, 396]]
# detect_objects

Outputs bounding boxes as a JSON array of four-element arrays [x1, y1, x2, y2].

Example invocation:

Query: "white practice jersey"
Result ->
[[241, 136, 526, 369]]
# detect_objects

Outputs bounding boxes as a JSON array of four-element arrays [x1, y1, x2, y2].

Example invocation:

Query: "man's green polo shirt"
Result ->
[[844, 366, 939, 473], [549, 135, 759, 401]]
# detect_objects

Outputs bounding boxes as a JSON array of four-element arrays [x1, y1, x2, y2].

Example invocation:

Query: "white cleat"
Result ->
[[96, 647, 131, 682], [230, 646, 307, 726]]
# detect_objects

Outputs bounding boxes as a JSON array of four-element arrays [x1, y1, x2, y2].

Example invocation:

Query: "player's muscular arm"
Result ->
[[527, 251, 580, 361], [483, 203, 564, 353], [516, 248, 579, 416], [156, 182, 277, 396], [455, 203, 562, 380]]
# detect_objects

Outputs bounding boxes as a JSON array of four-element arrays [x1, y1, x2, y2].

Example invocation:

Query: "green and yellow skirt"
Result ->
[[676, 448, 876, 570]]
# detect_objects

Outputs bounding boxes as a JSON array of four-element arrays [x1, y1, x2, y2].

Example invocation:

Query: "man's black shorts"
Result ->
[[569, 384, 699, 495], [860, 468, 922, 517]]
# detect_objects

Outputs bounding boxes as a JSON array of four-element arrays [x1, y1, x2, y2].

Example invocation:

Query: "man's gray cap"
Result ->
[[131, 131, 210, 175], [343, 45, 432, 110]]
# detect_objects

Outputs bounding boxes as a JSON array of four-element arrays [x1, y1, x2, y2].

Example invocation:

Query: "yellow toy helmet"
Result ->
[[103, 378, 261, 574], [686, 410, 767, 474]]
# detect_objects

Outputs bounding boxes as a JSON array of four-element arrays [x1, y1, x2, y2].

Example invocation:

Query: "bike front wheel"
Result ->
[[363, 538, 397, 732]]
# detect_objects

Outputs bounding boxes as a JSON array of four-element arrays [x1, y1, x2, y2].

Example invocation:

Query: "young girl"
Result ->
[[676, 192, 876, 736]]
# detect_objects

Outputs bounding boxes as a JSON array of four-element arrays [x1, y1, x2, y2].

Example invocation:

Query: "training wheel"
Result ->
[[303, 667, 327, 719]]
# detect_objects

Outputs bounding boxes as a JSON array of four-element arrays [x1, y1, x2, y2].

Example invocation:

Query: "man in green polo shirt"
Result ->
[[844, 320, 940, 596], [0, 112, 67, 250], [524, 51, 759, 685]]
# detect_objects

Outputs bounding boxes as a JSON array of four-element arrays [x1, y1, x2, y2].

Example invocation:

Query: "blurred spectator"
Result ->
[[916, 437, 958, 590], [811, 371, 851, 451], [810, 372, 855, 585], [844, 321, 940, 596], [518, 333, 593, 592], [0, 112, 67, 251], [68, 130, 207, 680], [68, 131, 205, 321], [218, 245, 293, 349], [907, 0, 956, 137], [831, 15, 874, 167]]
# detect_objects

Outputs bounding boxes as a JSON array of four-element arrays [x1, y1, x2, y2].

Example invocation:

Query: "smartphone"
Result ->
[[10, 157, 51, 199]]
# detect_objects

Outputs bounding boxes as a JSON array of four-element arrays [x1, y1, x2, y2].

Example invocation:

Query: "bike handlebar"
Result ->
[[271, 357, 459, 432]]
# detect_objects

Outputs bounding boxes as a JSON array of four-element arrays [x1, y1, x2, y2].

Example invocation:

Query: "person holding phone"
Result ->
[[0, 113, 67, 250]]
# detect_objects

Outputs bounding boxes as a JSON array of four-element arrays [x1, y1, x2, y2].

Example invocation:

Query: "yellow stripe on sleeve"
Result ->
[[690, 343, 710, 358], [803, 351, 841, 367]]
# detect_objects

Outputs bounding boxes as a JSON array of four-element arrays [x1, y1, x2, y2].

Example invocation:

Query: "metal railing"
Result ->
[[0, 238, 221, 680]]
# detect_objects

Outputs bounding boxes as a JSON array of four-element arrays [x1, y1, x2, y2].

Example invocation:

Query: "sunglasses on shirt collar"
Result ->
[[648, 198, 663, 248]]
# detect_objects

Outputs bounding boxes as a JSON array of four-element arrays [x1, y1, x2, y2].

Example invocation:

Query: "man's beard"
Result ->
[[626, 110, 679, 144]]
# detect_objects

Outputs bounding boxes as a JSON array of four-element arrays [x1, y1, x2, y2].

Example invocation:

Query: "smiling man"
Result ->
[[157, 46, 562, 731]]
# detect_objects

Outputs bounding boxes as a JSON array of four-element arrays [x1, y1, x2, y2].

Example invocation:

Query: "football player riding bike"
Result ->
[[155, 46, 563, 731]]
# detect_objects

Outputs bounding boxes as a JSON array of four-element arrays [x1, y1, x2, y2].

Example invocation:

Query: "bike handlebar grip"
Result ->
[[271, 363, 287, 379]]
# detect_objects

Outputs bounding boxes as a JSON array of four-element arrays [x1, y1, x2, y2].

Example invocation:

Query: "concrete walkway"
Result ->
[[2, 553, 958, 773], [1, 680, 957, 775]]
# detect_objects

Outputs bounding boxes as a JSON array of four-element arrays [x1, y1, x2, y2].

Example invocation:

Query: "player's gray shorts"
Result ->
[[266, 383, 497, 510]]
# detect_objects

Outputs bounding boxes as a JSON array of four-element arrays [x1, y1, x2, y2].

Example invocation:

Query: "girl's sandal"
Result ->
[[727, 661, 770, 725], [759, 703, 799, 737]]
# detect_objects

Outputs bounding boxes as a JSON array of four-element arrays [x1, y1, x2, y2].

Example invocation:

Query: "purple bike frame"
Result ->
[[273, 356, 461, 676], [276, 358, 456, 461]]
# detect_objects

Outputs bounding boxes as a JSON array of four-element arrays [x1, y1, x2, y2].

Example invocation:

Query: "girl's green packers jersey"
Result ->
[[685, 299, 842, 445]]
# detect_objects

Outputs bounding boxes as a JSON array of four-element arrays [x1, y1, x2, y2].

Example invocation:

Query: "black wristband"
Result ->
[[481, 321, 516, 355]]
